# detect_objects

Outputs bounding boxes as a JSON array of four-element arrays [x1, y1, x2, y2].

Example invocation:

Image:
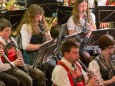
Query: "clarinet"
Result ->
[[38, 21, 52, 41], [83, 11, 92, 32], [0, 45, 17, 72], [3, 53, 17, 72], [77, 59, 104, 86], [10, 37, 29, 74]]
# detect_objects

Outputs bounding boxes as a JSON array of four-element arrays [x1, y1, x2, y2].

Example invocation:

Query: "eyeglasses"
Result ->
[[105, 45, 115, 50]]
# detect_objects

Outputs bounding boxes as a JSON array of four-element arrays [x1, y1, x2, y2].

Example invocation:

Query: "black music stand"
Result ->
[[64, 31, 86, 43], [64, 31, 89, 49], [83, 28, 115, 56], [32, 39, 57, 86], [86, 28, 115, 46], [32, 39, 57, 68]]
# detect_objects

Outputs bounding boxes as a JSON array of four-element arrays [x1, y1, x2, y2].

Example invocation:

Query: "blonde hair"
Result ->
[[72, 0, 92, 26], [16, 4, 49, 35]]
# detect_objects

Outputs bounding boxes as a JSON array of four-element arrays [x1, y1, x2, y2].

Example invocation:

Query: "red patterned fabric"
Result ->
[[1, 47, 16, 62], [53, 61, 85, 86]]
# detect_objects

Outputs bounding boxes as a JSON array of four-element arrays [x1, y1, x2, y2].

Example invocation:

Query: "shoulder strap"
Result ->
[[75, 62, 82, 72], [57, 61, 85, 86], [57, 61, 71, 73], [57, 61, 74, 86]]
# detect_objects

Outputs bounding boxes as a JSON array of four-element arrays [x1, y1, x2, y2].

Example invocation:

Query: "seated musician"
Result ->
[[67, 0, 95, 65], [52, 39, 102, 86], [0, 18, 44, 86], [15, 4, 52, 65], [89, 34, 115, 86], [67, 0, 96, 35]]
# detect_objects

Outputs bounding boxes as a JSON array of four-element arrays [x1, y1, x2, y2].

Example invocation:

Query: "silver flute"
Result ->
[[77, 59, 104, 86]]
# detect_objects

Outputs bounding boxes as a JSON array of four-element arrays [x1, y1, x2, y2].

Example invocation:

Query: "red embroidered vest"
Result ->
[[54, 61, 85, 86], [1, 44, 16, 62]]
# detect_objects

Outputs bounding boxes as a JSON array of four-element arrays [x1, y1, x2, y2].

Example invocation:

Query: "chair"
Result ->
[[60, 23, 69, 38], [56, 23, 69, 47]]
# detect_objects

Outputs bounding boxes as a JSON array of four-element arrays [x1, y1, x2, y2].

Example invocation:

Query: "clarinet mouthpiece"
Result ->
[[83, 10, 87, 17]]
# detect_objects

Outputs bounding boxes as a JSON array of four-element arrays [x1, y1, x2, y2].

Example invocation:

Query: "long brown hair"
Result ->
[[72, 0, 92, 26], [16, 4, 49, 35]]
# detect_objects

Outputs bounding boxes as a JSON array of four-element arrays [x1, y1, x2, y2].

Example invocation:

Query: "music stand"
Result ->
[[86, 28, 115, 46], [32, 39, 57, 68], [64, 31, 86, 43]]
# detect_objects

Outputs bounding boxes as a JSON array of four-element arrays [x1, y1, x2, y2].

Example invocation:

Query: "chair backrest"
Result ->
[[56, 23, 69, 47], [60, 23, 69, 37]]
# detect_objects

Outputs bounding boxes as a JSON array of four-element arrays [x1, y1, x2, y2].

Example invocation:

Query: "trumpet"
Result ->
[[10, 37, 29, 74], [0, 45, 17, 72], [77, 59, 104, 86]]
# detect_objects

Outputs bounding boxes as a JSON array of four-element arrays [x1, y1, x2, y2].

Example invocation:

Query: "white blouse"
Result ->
[[67, 12, 96, 33]]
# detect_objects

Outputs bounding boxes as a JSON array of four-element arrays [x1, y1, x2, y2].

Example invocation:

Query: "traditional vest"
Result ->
[[1, 43, 16, 62], [30, 33, 44, 44], [95, 54, 115, 80], [54, 61, 85, 86]]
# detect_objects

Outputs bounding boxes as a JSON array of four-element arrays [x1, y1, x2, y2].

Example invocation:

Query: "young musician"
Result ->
[[67, 0, 96, 35], [52, 39, 102, 86], [0, 18, 44, 86], [89, 34, 115, 86], [16, 4, 52, 65]]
